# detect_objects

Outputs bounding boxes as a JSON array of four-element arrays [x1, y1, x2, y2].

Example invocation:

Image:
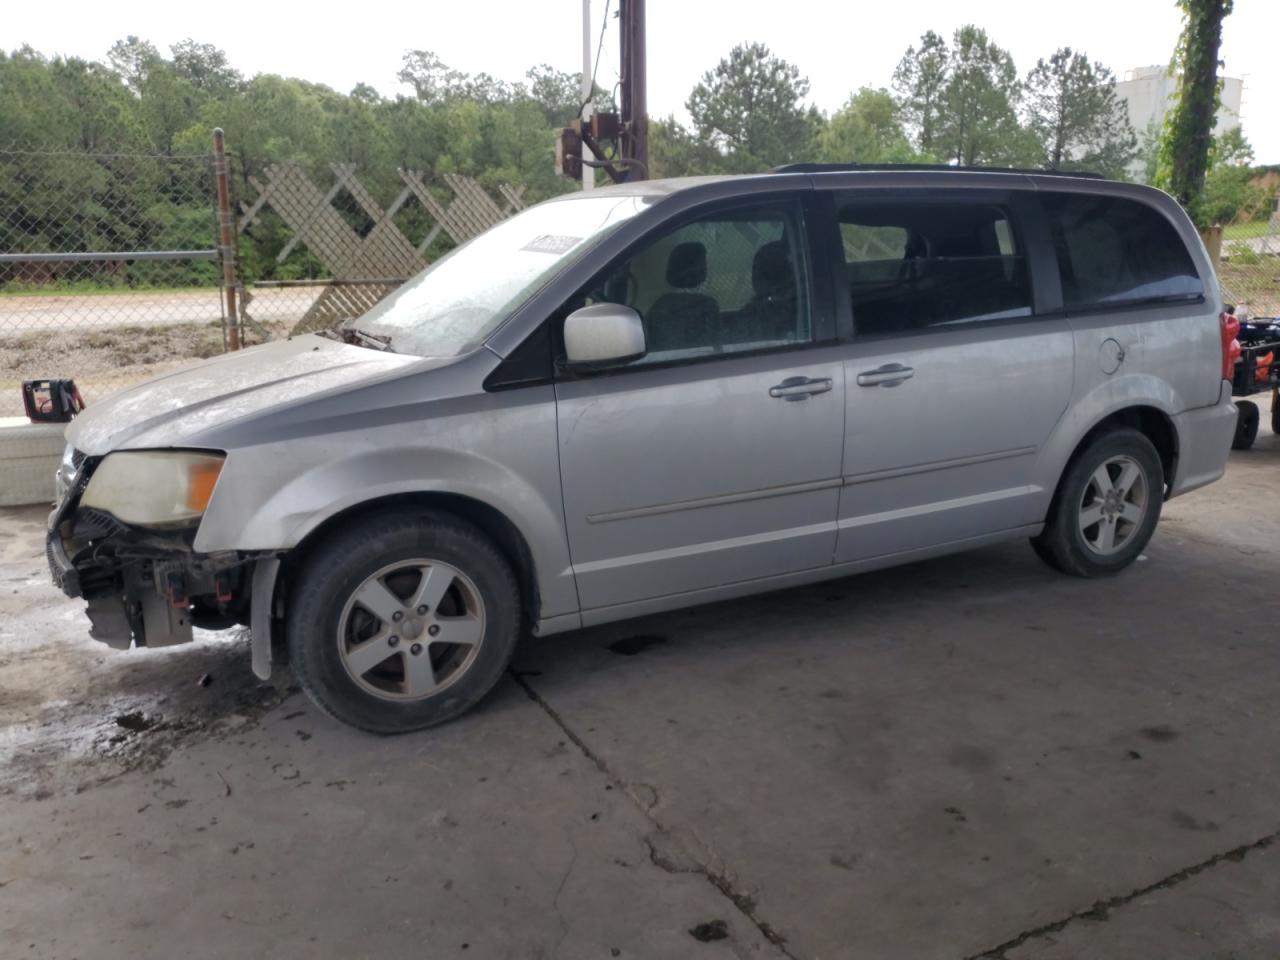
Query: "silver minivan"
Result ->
[[47, 166, 1239, 732]]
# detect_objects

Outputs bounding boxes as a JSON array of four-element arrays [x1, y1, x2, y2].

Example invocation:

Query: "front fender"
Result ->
[[193, 387, 579, 620]]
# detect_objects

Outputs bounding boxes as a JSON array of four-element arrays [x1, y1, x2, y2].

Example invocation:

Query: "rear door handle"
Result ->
[[769, 376, 833, 401], [856, 363, 914, 387]]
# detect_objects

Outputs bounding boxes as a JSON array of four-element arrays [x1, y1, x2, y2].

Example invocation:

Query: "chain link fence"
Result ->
[[0, 141, 530, 419], [1216, 201, 1280, 319], [0, 146, 233, 416]]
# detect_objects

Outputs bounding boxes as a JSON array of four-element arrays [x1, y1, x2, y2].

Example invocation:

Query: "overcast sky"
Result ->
[[10, 0, 1279, 163]]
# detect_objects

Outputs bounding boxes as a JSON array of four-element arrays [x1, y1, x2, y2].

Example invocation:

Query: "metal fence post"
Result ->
[[212, 128, 241, 351]]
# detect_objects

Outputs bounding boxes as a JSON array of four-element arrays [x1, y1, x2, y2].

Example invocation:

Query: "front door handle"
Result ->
[[769, 376, 833, 401], [856, 363, 915, 388]]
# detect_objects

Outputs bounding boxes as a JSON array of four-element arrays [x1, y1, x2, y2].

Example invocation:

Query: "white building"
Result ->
[[1115, 65, 1244, 179]]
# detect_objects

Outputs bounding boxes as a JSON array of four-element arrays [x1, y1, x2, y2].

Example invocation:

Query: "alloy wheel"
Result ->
[[336, 558, 486, 701], [1078, 455, 1149, 556]]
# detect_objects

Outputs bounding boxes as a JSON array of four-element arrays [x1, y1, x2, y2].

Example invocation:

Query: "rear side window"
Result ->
[[1042, 193, 1203, 311], [835, 197, 1033, 336]]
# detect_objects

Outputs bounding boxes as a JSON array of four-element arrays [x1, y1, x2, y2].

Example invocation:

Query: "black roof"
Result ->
[[772, 162, 1106, 180]]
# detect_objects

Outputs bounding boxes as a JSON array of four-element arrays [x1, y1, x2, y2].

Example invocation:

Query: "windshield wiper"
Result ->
[[318, 327, 395, 352]]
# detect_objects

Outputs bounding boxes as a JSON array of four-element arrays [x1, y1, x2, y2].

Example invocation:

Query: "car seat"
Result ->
[[738, 240, 798, 343], [644, 241, 719, 353]]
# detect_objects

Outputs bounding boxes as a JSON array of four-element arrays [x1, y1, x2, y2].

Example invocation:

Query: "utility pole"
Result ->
[[211, 128, 240, 351], [555, 0, 646, 183], [618, 0, 648, 180], [580, 0, 595, 191]]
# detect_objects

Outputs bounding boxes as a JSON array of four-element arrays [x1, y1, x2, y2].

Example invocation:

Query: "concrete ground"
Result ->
[[2, 430, 1279, 959]]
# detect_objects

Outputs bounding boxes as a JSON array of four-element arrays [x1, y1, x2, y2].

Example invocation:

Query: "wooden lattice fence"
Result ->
[[237, 163, 526, 334]]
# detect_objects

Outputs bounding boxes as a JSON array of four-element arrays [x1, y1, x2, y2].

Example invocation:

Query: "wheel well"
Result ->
[[1075, 405, 1179, 492], [272, 493, 540, 662]]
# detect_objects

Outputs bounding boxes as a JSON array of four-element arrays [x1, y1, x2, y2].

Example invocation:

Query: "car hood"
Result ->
[[66, 335, 425, 454]]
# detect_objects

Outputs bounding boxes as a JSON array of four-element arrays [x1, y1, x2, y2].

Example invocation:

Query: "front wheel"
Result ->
[[286, 509, 521, 734], [1032, 428, 1164, 578]]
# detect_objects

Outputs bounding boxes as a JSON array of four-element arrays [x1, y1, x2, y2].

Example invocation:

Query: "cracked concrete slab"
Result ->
[[1006, 837, 1280, 959], [0, 676, 788, 960], [510, 439, 1280, 959]]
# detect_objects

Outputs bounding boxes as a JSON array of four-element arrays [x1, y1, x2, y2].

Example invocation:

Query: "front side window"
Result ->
[[1042, 192, 1203, 311], [582, 200, 812, 365], [836, 197, 1033, 337], [351, 193, 652, 357]]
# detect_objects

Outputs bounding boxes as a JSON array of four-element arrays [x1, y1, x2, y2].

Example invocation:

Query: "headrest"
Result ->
[[666, 241, 707, 288], [752, 241, 794, 299]]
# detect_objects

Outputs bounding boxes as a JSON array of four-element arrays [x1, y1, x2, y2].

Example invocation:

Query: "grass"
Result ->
[[0, 281, 221, 298], [1223, 220, 1275, 242]]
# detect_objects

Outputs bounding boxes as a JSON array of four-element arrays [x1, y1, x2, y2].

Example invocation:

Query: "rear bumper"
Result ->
[[1168, 380, 1237, 498]]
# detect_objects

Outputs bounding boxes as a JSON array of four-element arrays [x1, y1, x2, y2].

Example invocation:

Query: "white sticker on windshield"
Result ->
[[521, 234, 582, 255]]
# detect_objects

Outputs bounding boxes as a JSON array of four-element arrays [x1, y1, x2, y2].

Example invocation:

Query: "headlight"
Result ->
[[80, 451, 225, 527]]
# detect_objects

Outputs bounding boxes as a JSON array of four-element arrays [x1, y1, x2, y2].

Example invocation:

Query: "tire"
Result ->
[[1032, 428, 1164, 578], [1233, 401, 1259, 450], [1271, 398, 1280, 437], [286, 509, 520, 734]]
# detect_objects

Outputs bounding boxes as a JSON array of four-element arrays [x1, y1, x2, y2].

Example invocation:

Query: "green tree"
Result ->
[[2, 36, 591, 286], [1158, 0, 1234, 207], [1135, 118, 1164, 184], [1194, 126, 1263, 226], [892, 27, 1031, 166], [648, 115, 724, 177], [1024, 48, 1136, 177], [937, 26, 1025, 166], [397, 50, 467, 105], [815, 88, 918, 163], [525, 64, 583, 127], [891, 30, 949, 156], [169, 39, 242, 96], [107, 36, 161, 93], [686, 42, 820, 172]]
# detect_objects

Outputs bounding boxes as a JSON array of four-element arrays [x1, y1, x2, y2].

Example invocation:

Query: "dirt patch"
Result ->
[[0, 319, 288, 417]]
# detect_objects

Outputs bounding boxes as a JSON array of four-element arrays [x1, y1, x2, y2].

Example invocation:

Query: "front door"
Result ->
[[555, 197, 846, 612], [827, 190, 1075, 562]]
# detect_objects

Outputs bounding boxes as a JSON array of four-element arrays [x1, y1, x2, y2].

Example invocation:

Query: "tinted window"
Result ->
[[1043, 192, 1202, 311], [583, 201, 812, 364], [835, 198, 1032, 336]]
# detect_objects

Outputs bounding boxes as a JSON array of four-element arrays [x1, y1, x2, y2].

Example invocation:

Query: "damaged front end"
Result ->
[[47, 446, 267, 654]]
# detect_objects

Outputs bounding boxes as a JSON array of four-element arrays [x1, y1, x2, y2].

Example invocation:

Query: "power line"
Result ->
[[578, 0, 612, 118]]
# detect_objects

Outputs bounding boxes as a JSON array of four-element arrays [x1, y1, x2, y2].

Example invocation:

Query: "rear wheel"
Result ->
[[1270, 394, 1280, 437], [1233, 400, 1259, 450], [286, 509, 520, 734], [1032, 428, 1163, 578]]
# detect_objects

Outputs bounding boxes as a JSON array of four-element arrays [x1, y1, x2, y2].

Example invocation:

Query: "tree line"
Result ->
[[0, 24, 1270, 287]]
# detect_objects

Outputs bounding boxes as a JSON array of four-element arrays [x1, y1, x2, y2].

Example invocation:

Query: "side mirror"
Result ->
[[563, 303, 647, 366]]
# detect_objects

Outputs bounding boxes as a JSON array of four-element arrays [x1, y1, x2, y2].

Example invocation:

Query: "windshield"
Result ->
[[345, 193, 653, 357]]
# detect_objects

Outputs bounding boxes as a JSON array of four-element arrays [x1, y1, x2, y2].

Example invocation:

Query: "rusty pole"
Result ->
[[211, 128, 241, 351], [618, 0, 648, 180]]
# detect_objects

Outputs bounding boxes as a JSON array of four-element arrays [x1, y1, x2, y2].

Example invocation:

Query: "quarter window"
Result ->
[[835, 198, 1033, 336], [1042, 192, 1203, 311], [583, 202, 812, 365]]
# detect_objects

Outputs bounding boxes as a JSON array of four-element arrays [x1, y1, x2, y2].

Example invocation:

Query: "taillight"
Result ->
[[1221, 311, 1241, 381]]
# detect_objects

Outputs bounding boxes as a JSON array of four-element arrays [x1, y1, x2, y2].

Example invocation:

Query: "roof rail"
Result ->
[[771, 162, 1107, 180]]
